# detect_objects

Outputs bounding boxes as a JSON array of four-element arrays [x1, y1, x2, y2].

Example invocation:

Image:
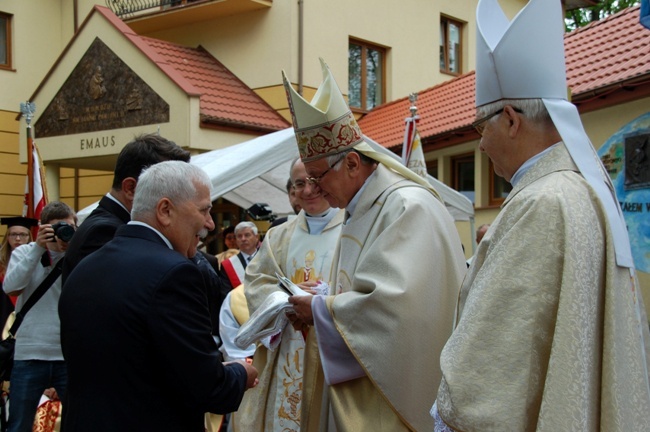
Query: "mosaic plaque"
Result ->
[[624, 132, 650, 191], [35, 37, 170, 138]]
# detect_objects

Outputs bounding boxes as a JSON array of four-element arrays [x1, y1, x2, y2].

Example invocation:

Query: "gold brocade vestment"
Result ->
[[437, 144, 650, 431]]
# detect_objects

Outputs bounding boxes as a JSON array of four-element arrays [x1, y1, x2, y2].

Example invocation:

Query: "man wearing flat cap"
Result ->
[[284, 59, 466, 431], [433, 1, 650, 431]]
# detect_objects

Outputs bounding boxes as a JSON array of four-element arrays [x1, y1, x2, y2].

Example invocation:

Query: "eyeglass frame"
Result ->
[[472, 107, 524, 136], [7, 232, 30, 239], [292, 154, 346, 190]]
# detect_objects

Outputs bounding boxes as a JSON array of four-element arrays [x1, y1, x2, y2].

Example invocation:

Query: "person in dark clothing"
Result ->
[[62, 133, 190, 284]]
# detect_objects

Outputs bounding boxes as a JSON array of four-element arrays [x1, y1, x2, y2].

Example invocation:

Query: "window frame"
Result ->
[[451, 152, 475, 204], [440, 15, 463, 76], [348, 39, 386, 113], [488, 159, 512, 206], [0, 12, 11, 70], [427, 159, 439, 179]]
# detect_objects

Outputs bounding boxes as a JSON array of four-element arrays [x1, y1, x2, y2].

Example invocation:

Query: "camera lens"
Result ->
[[52, 222, 75, 242]]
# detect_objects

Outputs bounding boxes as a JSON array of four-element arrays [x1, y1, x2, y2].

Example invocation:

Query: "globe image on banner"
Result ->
[[597, 112, 650, 274]]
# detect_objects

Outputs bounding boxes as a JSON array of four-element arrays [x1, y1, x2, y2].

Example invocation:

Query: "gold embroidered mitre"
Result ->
[[282, 58, 364, 162]]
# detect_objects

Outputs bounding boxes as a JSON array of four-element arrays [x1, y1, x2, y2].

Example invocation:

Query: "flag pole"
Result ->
[[401, 93, 419, 166], [20, 102, 37, 219]]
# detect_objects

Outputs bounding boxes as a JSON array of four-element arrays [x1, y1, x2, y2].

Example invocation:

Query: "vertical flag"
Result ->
[[20, 102, 48, 232], [401, 93, 428, 179], [641, 0, 650, 30]]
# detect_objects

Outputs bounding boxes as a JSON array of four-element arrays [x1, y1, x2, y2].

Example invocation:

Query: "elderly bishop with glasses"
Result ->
[[283, 59, 467, 432], [433, 0, 650, 431]]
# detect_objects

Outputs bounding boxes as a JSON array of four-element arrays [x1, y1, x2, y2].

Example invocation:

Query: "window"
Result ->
[[427, 159, 438, 179], [452, 153, 475, 203], [440, 16, 462, 75], [489, 160, 512, 205], [348, 40, 385, 111], [0, 12, 11, 69]]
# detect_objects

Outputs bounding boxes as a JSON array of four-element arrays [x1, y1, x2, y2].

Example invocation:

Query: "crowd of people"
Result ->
[[0, 0, 649, 431]]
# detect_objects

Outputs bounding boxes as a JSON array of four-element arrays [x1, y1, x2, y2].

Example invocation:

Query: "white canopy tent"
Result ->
[[78, 127, 474, 224], [190, 127, 474, 222]]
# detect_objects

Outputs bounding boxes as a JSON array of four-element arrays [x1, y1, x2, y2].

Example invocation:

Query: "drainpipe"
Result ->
[[298, 0, 304, 95], [74, 0, 79, 32]]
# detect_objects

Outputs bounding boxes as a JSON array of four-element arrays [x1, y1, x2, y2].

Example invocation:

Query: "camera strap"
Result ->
[[40, 250, 52, 268], [8, 256, 64, 338]]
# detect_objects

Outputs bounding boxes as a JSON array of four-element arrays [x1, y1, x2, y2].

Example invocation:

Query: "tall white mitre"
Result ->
[[282, 58, 442, 200], [476, 0, 633, 268]]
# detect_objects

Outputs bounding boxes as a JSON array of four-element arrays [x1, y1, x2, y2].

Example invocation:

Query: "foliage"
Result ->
[[565, 0, 640, 31]]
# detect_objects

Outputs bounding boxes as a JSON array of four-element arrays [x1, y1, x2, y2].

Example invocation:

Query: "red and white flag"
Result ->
[[23, 139, 48, 223], [401, 116, 428, 179]]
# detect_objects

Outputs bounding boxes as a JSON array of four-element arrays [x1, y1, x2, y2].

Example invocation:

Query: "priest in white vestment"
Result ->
[[283, 59, 467, 431], [433, 1, 650, 431], [234, 158, 344, 432]]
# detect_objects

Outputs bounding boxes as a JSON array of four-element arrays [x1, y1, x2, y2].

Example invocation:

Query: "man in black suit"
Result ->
[[61, 133, 191, 283], [59, 161, 258, 431]]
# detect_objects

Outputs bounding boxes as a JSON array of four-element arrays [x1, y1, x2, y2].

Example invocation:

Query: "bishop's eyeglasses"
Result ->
[[472, 107, 524, 136], [293, 154, 346, 191]]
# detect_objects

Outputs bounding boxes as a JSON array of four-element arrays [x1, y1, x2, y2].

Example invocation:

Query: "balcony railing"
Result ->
[[106, 0, 202, 19]]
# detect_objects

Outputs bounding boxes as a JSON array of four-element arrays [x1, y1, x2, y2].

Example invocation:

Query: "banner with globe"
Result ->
[[597, 112, 650, 274]]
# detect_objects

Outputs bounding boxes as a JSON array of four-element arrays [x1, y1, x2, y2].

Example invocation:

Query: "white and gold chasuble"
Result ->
[[235, 209, 344, 432], [301, 164, 466, 432], [437, 144, 650, 431]]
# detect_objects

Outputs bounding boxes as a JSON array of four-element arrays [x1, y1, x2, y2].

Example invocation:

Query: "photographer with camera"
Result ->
[[3, 202, 76, 432]]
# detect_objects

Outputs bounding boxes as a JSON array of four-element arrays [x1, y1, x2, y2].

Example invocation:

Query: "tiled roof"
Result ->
[[95, 6, 288, 133], [358, 73, 476, 149], [359, 6, 650, 150], [565, 6, 650, 96], [142, 37, 289, 132]]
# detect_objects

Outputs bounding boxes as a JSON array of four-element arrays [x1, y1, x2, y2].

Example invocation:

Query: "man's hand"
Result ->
[[227, 360, 259, 389], [288, 295, 314, 328], [36, 224, 53, 248], [297, 281, 319, 295]]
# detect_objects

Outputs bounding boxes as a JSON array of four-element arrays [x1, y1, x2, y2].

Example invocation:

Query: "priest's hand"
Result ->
[[288, 295, 314, 328]]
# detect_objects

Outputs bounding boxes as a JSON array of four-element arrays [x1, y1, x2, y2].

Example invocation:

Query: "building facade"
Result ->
[[2, 0, 647, 305]]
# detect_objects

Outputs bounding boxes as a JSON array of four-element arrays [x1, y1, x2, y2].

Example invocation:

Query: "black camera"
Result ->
[[50, 221, 76, 242]]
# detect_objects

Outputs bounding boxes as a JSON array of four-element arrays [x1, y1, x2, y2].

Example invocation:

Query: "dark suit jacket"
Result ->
[[62, 195, 131, 283], [194, 251, 227, 339], [59, 224, 247, 432]]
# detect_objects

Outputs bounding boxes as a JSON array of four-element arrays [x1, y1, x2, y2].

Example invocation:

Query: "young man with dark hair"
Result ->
[[3, 202, 77, 432], [62, 133, 190, 282]]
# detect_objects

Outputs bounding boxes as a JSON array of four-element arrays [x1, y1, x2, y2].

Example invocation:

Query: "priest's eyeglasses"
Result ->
[[300, 154, 346, 187], [472, 107, 524, 136]]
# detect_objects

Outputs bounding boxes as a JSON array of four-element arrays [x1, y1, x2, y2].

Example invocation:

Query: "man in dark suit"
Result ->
[[61, 133, 191, 283], [59, 161, 258, 431]]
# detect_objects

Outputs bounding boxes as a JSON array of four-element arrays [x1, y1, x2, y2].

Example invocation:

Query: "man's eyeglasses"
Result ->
[[293, 154, 346, 190], [7, 233, 29, 239], [472, 107, 524, 136]]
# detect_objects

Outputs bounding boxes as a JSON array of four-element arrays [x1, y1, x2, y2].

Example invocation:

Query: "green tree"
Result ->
[[565, 0, 640, 31]]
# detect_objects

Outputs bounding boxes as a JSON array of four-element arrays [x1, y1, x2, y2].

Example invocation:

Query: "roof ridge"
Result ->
[[567, 5, 640, 37]]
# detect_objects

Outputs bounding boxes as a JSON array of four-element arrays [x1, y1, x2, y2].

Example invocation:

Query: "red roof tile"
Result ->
[[565, 6, 650, 95], [92, 5, 288, 133], [358, 73, 476, 149], [142, 38, 289, 132], [359, 6, 650, 150]]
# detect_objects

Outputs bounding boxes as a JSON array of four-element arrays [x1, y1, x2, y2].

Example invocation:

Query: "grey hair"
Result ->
[[477, 98, 552, 124], [131, 161, 211, 221], [235, 221, 258, 236], [325, 149, 374, 170]]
